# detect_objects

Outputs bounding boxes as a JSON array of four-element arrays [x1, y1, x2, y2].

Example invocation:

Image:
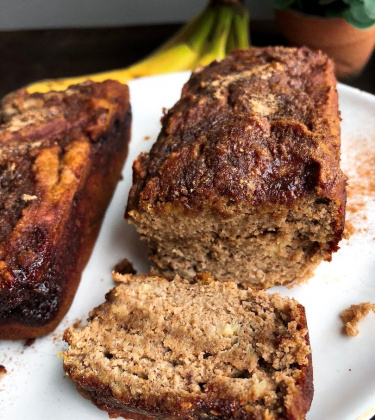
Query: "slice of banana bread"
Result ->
[[126, 46, 346, 289], [0, 80, 131, 339], [63, 273, 313, 420]]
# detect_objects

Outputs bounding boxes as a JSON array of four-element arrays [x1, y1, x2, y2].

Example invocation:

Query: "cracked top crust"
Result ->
[[127, 46, 346, 218]]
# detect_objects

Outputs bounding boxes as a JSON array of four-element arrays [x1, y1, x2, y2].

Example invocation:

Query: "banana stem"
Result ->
[[226, 21, 237, 54], [210, 7, 233, 58], [195, 4, 233, 66], [154, 9, 209, 55], [233, 8, 250, 49], [188, 8, 216, 52]]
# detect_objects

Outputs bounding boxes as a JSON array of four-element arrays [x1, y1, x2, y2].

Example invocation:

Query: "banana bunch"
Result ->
[[26, 0, 249, 94]]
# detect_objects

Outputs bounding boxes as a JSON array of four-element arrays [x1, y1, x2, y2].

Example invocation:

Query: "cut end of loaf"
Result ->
[[63, 273, 313, 420], [129, 196, 343, 289]]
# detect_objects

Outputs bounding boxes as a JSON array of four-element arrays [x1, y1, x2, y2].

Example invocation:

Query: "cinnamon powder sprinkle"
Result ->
[[341, 302, 375, 336], [343, 137, 375, 236]]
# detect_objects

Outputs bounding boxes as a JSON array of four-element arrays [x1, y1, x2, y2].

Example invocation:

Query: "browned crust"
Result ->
[[285, 305, 314, 420], [66, 342, 313, 420], [70, 375, 313, 420], [126, 46, 346, 249], [0, 80, 131, 339]]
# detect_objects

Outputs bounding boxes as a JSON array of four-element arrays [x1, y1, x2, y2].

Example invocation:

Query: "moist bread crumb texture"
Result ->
[[0, 80, 131, 339], [126, 46, 346, 289], [341, 302, 375, 336], [63, 273, 313, 420]]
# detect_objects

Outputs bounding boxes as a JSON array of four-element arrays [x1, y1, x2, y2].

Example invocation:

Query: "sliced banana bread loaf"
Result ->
[[63, 273, 313, 420], [126, 46, 346, 289], [0, 80, 131, 339]]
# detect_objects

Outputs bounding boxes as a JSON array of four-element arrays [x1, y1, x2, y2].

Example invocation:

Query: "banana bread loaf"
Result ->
[[0, 80, 131, 339], [126, 46, 346, 289], [63, 273, 313, 420]]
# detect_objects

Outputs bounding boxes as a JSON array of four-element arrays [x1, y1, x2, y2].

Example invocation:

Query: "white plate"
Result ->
[[1, 72, 375, 420]]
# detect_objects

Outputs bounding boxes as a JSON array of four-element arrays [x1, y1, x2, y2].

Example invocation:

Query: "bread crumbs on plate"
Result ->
[[341, 302, 375, 336]]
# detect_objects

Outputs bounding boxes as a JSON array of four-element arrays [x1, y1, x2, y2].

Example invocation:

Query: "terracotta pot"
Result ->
[[275, 8, 375, 79]]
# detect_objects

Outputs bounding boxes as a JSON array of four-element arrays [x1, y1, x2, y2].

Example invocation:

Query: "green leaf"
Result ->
[[364, 0, 375, 19], [350, 0, 375, 23], [269, 0, 295, 10], [343, 8, 375, 28]]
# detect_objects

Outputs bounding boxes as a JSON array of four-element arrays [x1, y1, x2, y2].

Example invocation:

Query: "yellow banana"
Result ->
[[28, 44, 203, 94], [25, 0, 250, 94]]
